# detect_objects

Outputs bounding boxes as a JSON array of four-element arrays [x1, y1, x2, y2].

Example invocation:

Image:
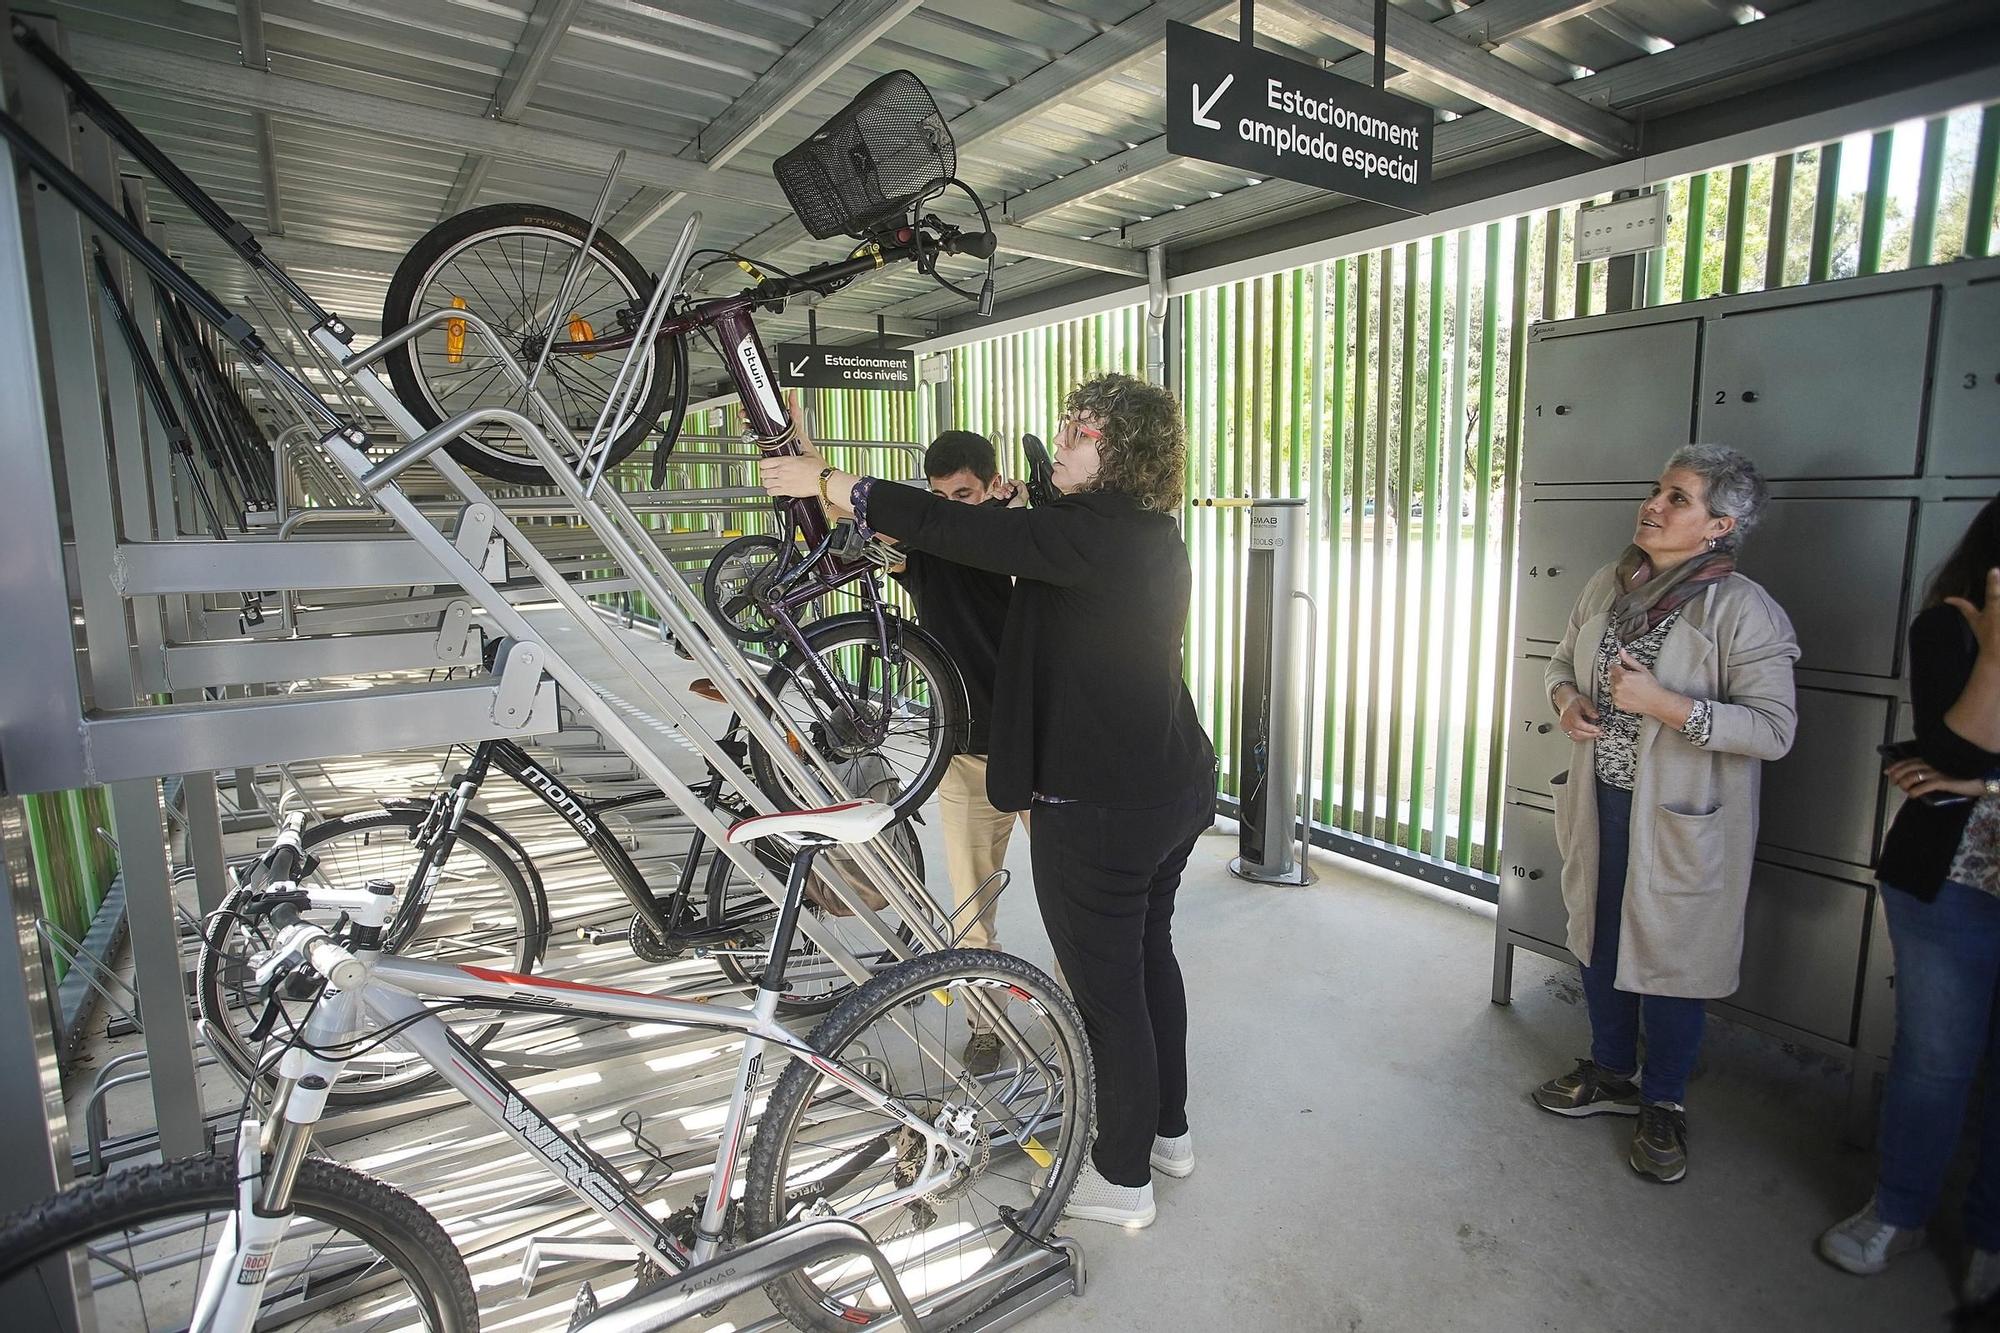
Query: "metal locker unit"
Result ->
[[1697, 288, 1934, 479], [1928, 280, 2000, 479], [1522, 320, 1701, 485], [1495, 254, 2000, 1106]]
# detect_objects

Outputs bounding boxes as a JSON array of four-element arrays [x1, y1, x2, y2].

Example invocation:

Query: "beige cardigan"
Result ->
[[1543, 564, 1800, 998]]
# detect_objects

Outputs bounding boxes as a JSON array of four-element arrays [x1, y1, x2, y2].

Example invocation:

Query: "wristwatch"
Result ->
[[1986, 776, 2000, 799], [816, 466, 836, 505]]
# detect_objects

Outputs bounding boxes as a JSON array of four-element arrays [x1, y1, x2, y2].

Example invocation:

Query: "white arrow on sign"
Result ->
[[788, 357, 809, 377], [1191, 73, 1233, 130]]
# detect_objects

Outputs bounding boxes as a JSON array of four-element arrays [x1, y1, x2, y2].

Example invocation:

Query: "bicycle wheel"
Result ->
[[0, 1155, 478, 1331], [743, 949, 1092, 1333], [701, 533, 788, 644], [748, 616, 965, 823], [381, 202, 685, 486], [702, 821, 923, 1016], [196, 808, 541, 1108]]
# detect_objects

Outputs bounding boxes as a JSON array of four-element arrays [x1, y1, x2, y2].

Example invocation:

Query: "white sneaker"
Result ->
[[1150, 1131, 1194, 1179], [1060, 1162, 1155, 1228], [1964, 1248, 2000, 1308], [1818, 1199, 1925, 1275]]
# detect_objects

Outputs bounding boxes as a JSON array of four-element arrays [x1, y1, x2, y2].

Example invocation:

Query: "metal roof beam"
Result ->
[[697, 0, 923, 169], [234, 0, 284, 237], [442, 0, 588, 218], [66, 33, 792, 212], [1287, 0, 1635, 157]]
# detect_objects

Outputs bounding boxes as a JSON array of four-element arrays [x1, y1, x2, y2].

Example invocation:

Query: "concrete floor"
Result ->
[[960, 822, 1946, 1333]]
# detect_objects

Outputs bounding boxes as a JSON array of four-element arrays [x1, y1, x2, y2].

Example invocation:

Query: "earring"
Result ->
[[1705, 536, 1720, 551]]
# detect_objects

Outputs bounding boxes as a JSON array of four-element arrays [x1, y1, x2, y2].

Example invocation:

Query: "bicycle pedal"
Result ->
[[565, 1282, 599, 1331], [577, 924, 632, 945]]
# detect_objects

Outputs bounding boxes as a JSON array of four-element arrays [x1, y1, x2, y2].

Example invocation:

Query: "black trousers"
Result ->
[[1029, 782, 1215, 1186]]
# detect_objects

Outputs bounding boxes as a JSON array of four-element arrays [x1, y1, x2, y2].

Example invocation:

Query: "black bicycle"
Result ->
[[199, 734, 922, 1108]]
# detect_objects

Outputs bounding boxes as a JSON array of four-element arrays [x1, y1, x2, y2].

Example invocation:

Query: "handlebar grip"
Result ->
[[955, 230, 997, 261], [265, 845, 303, 884]]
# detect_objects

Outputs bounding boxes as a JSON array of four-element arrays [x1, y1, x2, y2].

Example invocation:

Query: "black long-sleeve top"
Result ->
[[862, 483, 1216, 812], [1877, 605, 2000, 900]]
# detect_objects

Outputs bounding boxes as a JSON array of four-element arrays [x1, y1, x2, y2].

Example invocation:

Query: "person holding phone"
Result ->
[[1531, 445, 1799, 1185], [1822, 497, 2000, 1309]]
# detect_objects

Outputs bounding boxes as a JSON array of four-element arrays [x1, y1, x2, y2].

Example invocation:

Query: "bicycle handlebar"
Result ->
[[751, 219, 994, 304]]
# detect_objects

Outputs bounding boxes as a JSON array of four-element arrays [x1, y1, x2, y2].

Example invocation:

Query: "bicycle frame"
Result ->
[[201, 852, 1051, 1329]]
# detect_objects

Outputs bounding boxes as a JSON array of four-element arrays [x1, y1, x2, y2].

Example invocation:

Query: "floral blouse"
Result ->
[[1951, 794, 2000, 894], [1589, 613, 1714, 791]]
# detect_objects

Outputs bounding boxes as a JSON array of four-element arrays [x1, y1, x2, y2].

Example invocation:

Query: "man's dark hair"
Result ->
[[925, 430, 998, 483]]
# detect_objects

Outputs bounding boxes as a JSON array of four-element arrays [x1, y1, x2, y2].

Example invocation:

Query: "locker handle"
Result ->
[[1547, 565, 1564, 577], [1527, 869, 1543, 880], [1535, 723, 1552, 734], [1740, 390, 1759, 403], [1553, 404, 1572, 415]]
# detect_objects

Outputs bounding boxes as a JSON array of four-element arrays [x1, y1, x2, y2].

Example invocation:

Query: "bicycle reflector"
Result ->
[[446, 295, 466, 364], [568, 315, 596, 360], [773, 70, 955, 240]]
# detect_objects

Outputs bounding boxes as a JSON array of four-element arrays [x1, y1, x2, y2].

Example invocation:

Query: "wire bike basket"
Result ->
[[773, 69, 954, 240]]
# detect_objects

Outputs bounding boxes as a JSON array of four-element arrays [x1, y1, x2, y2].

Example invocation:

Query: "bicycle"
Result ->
[[198, 735, 927, 1107], [376, 69, 991, 823], [0, 806, 1090, 1333]]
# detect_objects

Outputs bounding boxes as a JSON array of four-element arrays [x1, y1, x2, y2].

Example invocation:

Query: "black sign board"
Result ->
[[774, 343, 915, 391], [1165, 21, 1431, 212]]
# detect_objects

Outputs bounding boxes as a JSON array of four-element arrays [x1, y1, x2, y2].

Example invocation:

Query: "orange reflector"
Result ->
[[568, 315, 596, 360], [445, 296, 466, 364], [689, 678, 725, 703]]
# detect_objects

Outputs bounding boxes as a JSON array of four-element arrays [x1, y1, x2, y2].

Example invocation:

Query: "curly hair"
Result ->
[[1064, 372, 1186, 512]]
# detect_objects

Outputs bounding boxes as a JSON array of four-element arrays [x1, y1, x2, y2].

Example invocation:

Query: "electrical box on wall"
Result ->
[[1575, 192, 1667, 262]]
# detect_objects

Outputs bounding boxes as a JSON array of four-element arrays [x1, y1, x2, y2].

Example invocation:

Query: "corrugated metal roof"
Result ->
[[37, 0, 1992, 376]]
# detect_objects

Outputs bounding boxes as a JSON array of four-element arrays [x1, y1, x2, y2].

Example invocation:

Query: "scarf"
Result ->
[[1608, 545, 1735, 645]]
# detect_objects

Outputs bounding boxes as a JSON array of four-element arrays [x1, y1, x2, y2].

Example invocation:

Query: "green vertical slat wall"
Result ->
[[24, 787, 117, 978], [643, 102, 2000, 885]]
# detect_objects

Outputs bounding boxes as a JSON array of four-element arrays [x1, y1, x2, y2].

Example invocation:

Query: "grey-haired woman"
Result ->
[[1530, 445, 1800, 1184]]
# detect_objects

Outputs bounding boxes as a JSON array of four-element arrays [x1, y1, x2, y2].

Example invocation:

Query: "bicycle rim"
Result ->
[[745, 951, 1091, 1332], [406, 224, 652, 472]]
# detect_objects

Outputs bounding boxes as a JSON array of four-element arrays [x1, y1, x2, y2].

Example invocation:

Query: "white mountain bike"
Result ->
[[0, 803, 1090, 1333]]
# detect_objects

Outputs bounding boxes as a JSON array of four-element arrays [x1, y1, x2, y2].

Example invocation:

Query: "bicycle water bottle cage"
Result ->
[[772, 69, 955, 240]]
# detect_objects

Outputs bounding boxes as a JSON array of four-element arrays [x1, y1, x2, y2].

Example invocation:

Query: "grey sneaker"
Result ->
[[1818, 1199, 1924, 1275], [1532, 1059, 1641, 1117], [1150, 1131, 1194, 1179], [1963, 1247, 2000, 1307], [962, 1031, 1002, 1077], [1629, 1102, 1688, 1183], [1061, 1162, 1155, 1228]]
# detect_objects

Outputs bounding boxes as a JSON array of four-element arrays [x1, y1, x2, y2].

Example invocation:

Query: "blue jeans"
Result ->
[[1580, 782, 1708, 1105], [1877, 879, 2000, 1246]]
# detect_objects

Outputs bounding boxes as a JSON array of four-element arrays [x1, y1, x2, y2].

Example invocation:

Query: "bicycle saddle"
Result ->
[[727, 799, 896, 846]]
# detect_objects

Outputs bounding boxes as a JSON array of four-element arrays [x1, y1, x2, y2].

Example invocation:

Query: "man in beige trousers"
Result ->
[[889, 431, 1027, 1075]]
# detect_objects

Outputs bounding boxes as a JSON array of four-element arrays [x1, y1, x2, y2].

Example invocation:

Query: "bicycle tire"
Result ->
[[743, 948, 1092, 1333], [0, 1155, 479, 1331], [747, 615, 966, 823], [196, 808, 541, 1109], [380, 202, 683, 486], [702, 827, 921, 1016]]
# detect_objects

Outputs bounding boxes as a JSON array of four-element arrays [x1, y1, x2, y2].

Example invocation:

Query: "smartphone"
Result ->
[[1878, 740, 1973, 807]]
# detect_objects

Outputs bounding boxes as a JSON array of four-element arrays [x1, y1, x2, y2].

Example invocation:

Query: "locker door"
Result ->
[[1698, 289, 1933, 479], [1498, 801, 1571, 951], [1740, 498, 1912, 678], [1731, 863, 1870, 1044], [1759, 688, 1892, 869], [1507, 654, 1573, 805], [1524, 321, 1699, 484], [1912, 498, 1996, 602], [1517, 496, 1637, 644], [1928, 280, 2000, 478]]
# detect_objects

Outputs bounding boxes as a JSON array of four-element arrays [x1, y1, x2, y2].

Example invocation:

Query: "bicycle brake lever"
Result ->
[[1021, 433, 1057, 507]]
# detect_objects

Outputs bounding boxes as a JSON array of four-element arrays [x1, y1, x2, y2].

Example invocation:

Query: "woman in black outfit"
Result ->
[[762, 373, 1216, 1229], [1820, 496, 2000, 1306]]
